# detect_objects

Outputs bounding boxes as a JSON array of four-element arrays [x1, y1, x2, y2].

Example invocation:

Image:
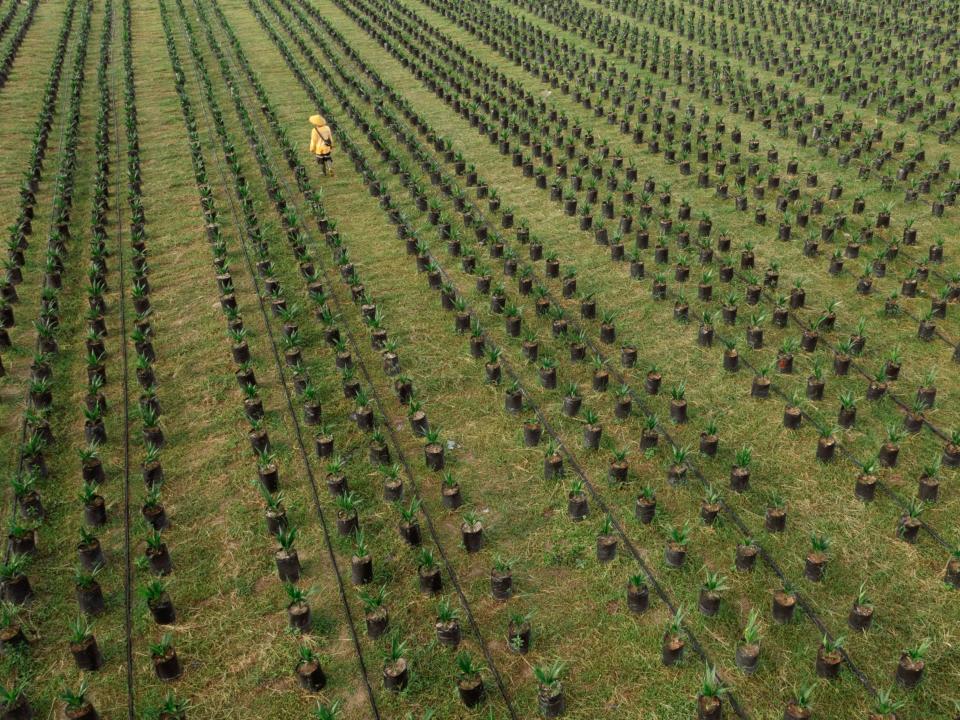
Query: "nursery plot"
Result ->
[[0, 0, 957, 718]]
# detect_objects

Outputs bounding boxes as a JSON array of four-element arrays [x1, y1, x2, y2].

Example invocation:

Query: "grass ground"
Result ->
[[0, 0, 957, 717]]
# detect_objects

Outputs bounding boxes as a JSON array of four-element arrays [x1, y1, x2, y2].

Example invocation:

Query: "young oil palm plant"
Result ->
[[699, 570, 729, 616], [665, 522, 691, 568], [534, 660, 566, 715], [398, 498, 422, 546], [871, 687, 904, 718], [816, 633, 845, 679], [697, 663, 727, 717], [383, 635, 410, 691], [312, 700, 342, 720], [455, 651, 485, 707], [667, 444, 690, 484], [60, 680, 94, 716], [0, 680, 31, 719], [148, 693, 188, 720]]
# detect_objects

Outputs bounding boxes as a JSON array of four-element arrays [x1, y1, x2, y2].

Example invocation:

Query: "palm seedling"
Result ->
[[533, 661, 565, 709], [60, 680, 93, 716], [665, 523, 691, 568], [455, 651, 485, 706], [383, 635, 410, 691]]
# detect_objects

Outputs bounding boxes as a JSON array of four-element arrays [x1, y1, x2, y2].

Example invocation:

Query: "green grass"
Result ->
[[0, 0, 957, 717]]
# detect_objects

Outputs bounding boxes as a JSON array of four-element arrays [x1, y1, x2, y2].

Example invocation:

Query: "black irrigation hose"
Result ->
[[253, 2, 749, 714], [196, 2, 518, 715], [111, 0, 135, 714], [161, 1, 381, 714]]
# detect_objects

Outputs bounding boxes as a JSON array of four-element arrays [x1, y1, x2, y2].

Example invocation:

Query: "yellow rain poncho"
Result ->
[[309, 114, 333, 156]]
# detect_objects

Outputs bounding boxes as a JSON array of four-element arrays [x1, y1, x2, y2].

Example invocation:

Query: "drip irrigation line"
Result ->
[[110, 0, 136, 713], [163, 1, 381, 714], [197, 2, 518, 715]]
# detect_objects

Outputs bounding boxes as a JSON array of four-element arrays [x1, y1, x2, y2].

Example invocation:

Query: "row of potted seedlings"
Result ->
[[280, 5, 952, 712], [1, 0, 88, 670], [121, 3, 190, 717], [69, 1, 190, 714], [149, 0, 347, 705], [198, 3, 584, 714], [0, 0, 41, 90], [3, 0, 93, 694], [177, 0, 403, 698], [0, 0, 80, 372], [183, 2, 542, 712], [2, 0, 82, 607], [332, 0, 960, 552], [167, 3, 516, 714], [0, 0, 36, 43], [70, 0, 123, 692]]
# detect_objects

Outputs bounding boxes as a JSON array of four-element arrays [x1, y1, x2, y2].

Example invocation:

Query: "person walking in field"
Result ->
[[309, 114, 334, 176]]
